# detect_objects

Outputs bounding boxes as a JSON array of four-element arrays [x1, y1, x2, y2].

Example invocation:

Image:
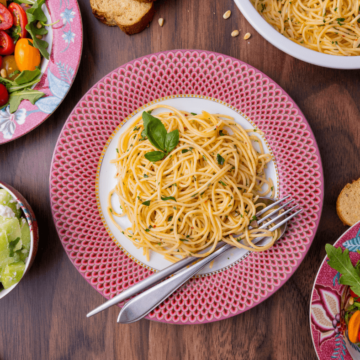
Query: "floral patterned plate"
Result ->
[[310, 221, 360, 360], [50, 50, 324, 324], [0, 0, 82, 144]]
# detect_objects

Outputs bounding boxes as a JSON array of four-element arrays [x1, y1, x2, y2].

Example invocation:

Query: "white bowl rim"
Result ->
[[0, 184, 35, 299], [234, 0, 360, 70]]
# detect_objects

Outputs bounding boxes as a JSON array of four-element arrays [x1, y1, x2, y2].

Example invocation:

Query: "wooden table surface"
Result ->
[[1, 0, 359, 359]]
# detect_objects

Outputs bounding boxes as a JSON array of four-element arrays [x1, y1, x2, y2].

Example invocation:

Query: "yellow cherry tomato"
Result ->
[[1, 55, 20, 80], [14, 39, 41, 72], [0, 0, 6, 6]]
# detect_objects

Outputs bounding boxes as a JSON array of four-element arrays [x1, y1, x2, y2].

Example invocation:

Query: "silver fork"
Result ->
[[87, 196, 299, 319]]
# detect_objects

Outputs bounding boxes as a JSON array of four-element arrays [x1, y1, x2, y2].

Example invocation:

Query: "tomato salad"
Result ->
[[0, 0, 55, 113]]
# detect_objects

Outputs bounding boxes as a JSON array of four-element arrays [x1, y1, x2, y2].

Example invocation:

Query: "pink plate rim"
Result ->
[[50, 49, 324, 324], [0, 0, 83, 144], [310, 221, 360, 360]]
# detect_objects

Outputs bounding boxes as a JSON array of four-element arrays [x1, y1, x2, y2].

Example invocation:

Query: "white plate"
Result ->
[[97, 96, 279, 275], [234, 0, 360, 69]]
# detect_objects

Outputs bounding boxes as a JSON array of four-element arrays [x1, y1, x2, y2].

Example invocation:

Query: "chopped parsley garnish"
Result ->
[[217, 154, 225, 165], [142, 200, 151, 206], [144, 174, 149, 178], [219, 181, 227, 186]]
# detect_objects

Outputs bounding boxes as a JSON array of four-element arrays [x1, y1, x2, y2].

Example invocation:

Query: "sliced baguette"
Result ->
[[336, 178, 360, 226], [90, 0, 155, 35]]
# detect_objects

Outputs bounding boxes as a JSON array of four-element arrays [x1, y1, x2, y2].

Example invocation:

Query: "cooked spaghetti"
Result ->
[[251, 0, 360, 56], [108, 105, 279, 262]]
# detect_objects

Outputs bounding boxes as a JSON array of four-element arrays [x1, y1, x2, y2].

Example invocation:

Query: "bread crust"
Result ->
[[90, 0, 155, 35], [115, 3, 155, 34], [336, 178, 360, 226]]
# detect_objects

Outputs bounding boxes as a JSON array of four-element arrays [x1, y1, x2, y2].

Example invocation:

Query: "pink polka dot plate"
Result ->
[[50, 50, 324, 324], [0, 0, 83, 144], [310, 221, 360, 360]]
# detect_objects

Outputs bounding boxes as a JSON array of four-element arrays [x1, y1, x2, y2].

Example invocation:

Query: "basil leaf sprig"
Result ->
[[326, 244, 360, 296], [143, 112, 180, 162]]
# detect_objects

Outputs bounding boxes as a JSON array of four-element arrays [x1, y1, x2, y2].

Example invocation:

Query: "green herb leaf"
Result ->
[[164, 129, 179, 153], [218, 181, 227, 186], [9, 237, 21, 257], [8, 89, 45, 113], [26, 0, 47, 23], [161, 196, 176, 202], [326, 244, 360, 296], [141, 129, 147, 138], [182, 149, 190, 154], [145, 151, 165, 163], [142, 112, 167, 151], [179, 239, 188, 242], [144, 174, 149, 178], [168, 216, 173, 221], [25, 22, 49, 59], [14, 68, 41, 85], [145, 228, 150, 232], [142, 200, 151, 206], [8, 70, 20, 79], [190, 112, 197, 115], [217, 154, 225, 165]]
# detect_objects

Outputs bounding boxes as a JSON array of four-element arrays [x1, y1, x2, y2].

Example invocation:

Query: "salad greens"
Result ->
[[0, 68, 44, 113], [0, 188, 30, 290], [21, 0, 50, 59], [326, 244, 360, 296], [142, 112, 180, 162], [0, 0, 53, 112]]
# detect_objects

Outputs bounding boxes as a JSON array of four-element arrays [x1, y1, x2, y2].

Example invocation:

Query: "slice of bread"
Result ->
[[337, 178, 360, 226], [90, 0, 155, 35]]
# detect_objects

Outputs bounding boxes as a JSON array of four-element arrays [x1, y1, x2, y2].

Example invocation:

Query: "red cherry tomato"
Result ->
[[0, 83, 9, 107], [351, 289, 360, 298], [0, 31, 14, 55], [8, 3, 27, 38], [0, 3, 13, 31]]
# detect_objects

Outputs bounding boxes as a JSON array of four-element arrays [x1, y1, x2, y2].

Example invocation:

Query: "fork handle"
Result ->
[[117, 243, 233, 324]]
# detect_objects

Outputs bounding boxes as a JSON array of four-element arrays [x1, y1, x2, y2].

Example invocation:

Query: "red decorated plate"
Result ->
[[50, 50, 324, 324], [0, 0, 83, 144], [310, 222, 360, 360]]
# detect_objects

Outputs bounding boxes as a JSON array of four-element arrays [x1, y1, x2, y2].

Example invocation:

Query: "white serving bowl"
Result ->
[[234, 0, 360, 69]]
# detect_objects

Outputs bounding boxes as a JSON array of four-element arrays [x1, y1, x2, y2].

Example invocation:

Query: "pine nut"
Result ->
[[158, 18, 164, 27], [349, 297, 354, 305], [231, 30, 239, 37], [36, 21, 42, 29], [244, 32, 252, 40], [223, 10, 231, 19], [36, 34, 42, 39], [1, 69, 7, 78]]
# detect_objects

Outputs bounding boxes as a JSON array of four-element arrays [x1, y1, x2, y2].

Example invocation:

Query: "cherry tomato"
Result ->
[[0, 31, 15, 56], [0, 4, 13, 31], [358, 330, 360, 342], [350, 289, 360, 298], [8, 3, 28, 38], [0, 83, 9, 107], [15, 38, 41, 72], [2, 55, 19, 80]]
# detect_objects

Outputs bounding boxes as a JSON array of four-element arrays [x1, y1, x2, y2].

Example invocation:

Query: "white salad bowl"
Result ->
[[0, 181, 39, 299], [234, 0, 360, 69]]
